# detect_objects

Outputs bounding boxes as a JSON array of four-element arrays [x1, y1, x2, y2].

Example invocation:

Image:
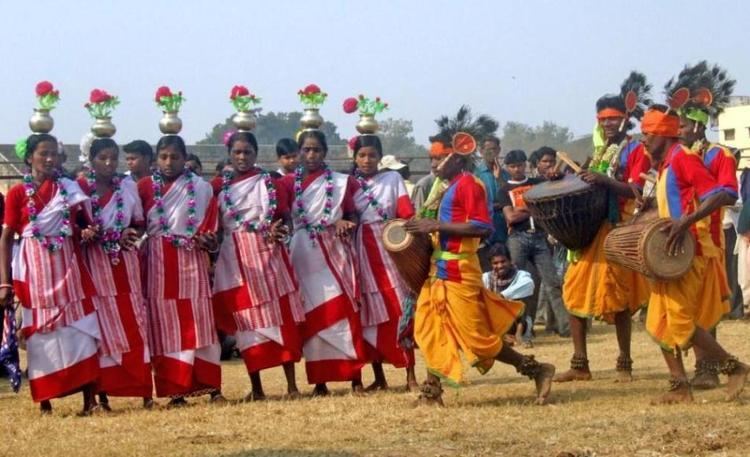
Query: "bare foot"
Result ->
[[406, 380, 420, 393], [725, 361, 750, 401], [285, 389, 301, 400], [352, 384, 366, 396], [167, 397, 188, 408], [414, 380, 444, 407], [651, 382, 693, 405], [553, 368, 592, 383], [614, 370, 634, 383], [365, 380, 388, 392], [210, 393, 229, 405], [691, 369, 719, 390], [242, 391, 266, 402], [77, 404, 103, 417], [534, 363, 555, 405], [311, 384, 330, 397], [40, 400, 52, 415]]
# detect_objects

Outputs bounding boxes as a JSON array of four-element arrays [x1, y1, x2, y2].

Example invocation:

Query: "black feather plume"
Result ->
[[664, 61, 736, 118], [620, 71, 652, 121], [430, 105, 499, 145]]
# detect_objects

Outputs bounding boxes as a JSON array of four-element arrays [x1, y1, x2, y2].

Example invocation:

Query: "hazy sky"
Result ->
[[1, 0, 747, 147]]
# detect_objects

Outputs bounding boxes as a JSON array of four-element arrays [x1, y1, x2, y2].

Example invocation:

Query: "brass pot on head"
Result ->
[[300, 108, 324, 130], [29, 108, 54, 134], [159, 111, 183, 135], [356, 114, 379, 135], [232, 111, 257, 132], [91, 117, 116, 138]]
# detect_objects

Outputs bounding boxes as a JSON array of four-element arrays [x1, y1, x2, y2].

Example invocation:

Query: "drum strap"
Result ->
[[431, 250, 470, 261]]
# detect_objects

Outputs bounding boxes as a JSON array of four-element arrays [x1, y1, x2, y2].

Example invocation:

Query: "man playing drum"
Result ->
[[555, 72, 652, 383], [640, 104, 749, 404], [667, 61, 738, 390], [404, 133, 556, 406]]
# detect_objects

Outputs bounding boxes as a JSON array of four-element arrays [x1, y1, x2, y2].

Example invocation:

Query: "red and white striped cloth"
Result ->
[[9, 178, 101, 402], [212, 172, 305, 373], [354, 171, 414, 367], [140, 173, 221, 397], [80, 177, 152, 396], [289, 171, 366, 384]]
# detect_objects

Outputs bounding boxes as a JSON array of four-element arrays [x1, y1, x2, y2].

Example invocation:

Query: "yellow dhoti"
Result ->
[[563, 222, 649, 323], [415, 258, 524, 386], [646, 255, 728, 352]]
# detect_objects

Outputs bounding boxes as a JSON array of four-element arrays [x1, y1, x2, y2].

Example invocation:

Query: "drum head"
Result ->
[[644, 220, 696, 280], [382, 219, 413, 252], [523, 174, 590, 202]]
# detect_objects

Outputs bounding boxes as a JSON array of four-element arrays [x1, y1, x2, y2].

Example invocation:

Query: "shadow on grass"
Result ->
[[220, 450, 360, 457]]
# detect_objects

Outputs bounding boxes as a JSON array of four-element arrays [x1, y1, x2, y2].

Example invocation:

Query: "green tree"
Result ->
[[198, 111, 345, 145], [500, 121, 575, 154], [378, 118, 427, 157]]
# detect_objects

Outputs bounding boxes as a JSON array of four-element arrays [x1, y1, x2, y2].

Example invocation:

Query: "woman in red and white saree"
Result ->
[[78, 138, 153, 408], [281, 130, 367, 396], [351, 135, 418, 391], [0, 134, 99, 414], [212, 132, 304, 400], [137, 135, 224, 406]]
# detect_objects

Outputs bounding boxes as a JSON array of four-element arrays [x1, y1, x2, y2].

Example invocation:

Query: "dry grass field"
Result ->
[[2, 319, 750, 457]]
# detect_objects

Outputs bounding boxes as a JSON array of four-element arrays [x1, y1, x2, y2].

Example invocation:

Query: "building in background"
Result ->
[[718, 96, 750, 169]]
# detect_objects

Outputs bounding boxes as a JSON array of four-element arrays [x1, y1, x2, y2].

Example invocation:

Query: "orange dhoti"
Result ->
[[563, 222, 649, 322], [646, 255, 729, 352], [414, 256, 524, 386]]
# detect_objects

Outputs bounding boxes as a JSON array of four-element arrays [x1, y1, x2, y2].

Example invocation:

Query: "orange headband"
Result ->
[[429, 142, 453, 158], [596, 108, 626, 120], [641, 109, 680, 137]]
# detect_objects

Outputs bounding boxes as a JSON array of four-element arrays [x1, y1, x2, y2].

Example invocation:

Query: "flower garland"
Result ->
[[23, 171, 71, 252], [354, 172, 388, 222], [152, 170, 197, 249], [293, 165, 334, 244], [221, 170, 277, 235], [86, 170, 125, 264], [590, 142, 622, 175], [690, 138, 706, 155]]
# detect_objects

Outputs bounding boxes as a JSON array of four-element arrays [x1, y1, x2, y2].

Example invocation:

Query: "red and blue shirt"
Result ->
[[617, 140, 652, 217], [702, 144, 738, 249], [433, 172, 492, 282], [656, 143, 724, 257]]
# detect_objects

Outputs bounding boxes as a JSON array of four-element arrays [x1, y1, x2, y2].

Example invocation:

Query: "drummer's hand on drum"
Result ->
[[404, 218, 440, 235], [636, 196, 654, 213], [578, 171, 606, 185], [661, 218, 689, 257], [334, 220, 356, 241]]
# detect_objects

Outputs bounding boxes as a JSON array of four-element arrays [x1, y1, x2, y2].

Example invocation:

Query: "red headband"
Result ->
[[596, 108, 626, 120], [641, 109, 680, 137]]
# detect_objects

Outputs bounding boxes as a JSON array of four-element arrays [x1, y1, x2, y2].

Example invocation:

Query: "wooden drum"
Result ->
[[603, 218, 695, 280], [382, 219, 432, 294], [522, 175, 608, 250]]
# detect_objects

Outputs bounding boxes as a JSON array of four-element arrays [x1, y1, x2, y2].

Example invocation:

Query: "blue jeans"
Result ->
[[507, 231, 570, 338]]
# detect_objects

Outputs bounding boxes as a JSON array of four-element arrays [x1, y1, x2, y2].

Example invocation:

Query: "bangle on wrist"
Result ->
[[0, 283, 13, 290]]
